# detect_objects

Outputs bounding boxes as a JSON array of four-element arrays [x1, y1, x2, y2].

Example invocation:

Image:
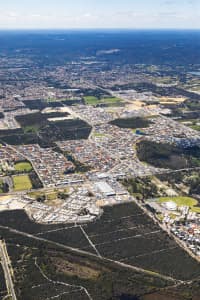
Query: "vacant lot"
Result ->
[[13, 175, 32, 191]]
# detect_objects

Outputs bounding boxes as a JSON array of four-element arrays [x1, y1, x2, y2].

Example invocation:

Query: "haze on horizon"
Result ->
[[0, 0, 200, 30]]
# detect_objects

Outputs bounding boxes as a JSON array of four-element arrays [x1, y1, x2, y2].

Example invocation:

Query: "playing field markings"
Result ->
[[80, 226, 102, 258]]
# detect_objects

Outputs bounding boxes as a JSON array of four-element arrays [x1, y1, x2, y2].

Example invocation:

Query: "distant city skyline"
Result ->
[[0, 0, 200, 29]]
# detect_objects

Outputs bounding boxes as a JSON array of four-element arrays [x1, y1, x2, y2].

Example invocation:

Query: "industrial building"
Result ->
[[95, 181, 116, 197]]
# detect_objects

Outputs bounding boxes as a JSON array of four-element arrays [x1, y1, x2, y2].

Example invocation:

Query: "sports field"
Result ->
[[14, 161, 33, 172], [84, 96, 99, 105], [84, 96, 122, 106], [102, 97, 121, 104], [158, 196, 200, 213], [13, 175, 32, 191]]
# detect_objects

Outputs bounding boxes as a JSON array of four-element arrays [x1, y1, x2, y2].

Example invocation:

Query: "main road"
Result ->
[[0, 240, 17, 300]]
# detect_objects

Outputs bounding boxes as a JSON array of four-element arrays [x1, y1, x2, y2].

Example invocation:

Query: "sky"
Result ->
[[0, 0, 200, 29]]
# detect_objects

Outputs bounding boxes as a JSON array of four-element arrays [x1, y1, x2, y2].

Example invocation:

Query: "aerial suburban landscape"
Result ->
[[0, 2, 200, 299], [0, 29, 199, 299]]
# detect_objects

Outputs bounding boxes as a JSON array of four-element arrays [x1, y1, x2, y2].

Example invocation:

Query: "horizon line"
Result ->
[[0, 27, 200, 31]]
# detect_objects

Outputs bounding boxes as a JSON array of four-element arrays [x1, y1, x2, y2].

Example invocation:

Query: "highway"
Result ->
[[0, 240, 17, 300]]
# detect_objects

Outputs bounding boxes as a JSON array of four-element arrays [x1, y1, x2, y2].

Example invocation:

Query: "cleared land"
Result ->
[[13, 175, 32, 191], [159, 97, 186, 104]]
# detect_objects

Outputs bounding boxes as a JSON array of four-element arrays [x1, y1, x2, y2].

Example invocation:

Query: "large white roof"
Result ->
[[163, 201, 177, 211]]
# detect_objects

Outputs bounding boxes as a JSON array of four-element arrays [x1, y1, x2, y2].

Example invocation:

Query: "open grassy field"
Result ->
[[84, 96, 99, 105], [14, 161, 33, 172], [28, 188, 70, 202], [158, 196, 200, 213], [46, 192, 58, 201], [23, 124, 40, 134], [13, 175, 32, 191], [46, 98, 62, 102], [84, 96, 122, 106], [180, 118, 200, 132], [93, 132, 107, 138], [101, 97, 122, 104], [191, 206, 200, 213]]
